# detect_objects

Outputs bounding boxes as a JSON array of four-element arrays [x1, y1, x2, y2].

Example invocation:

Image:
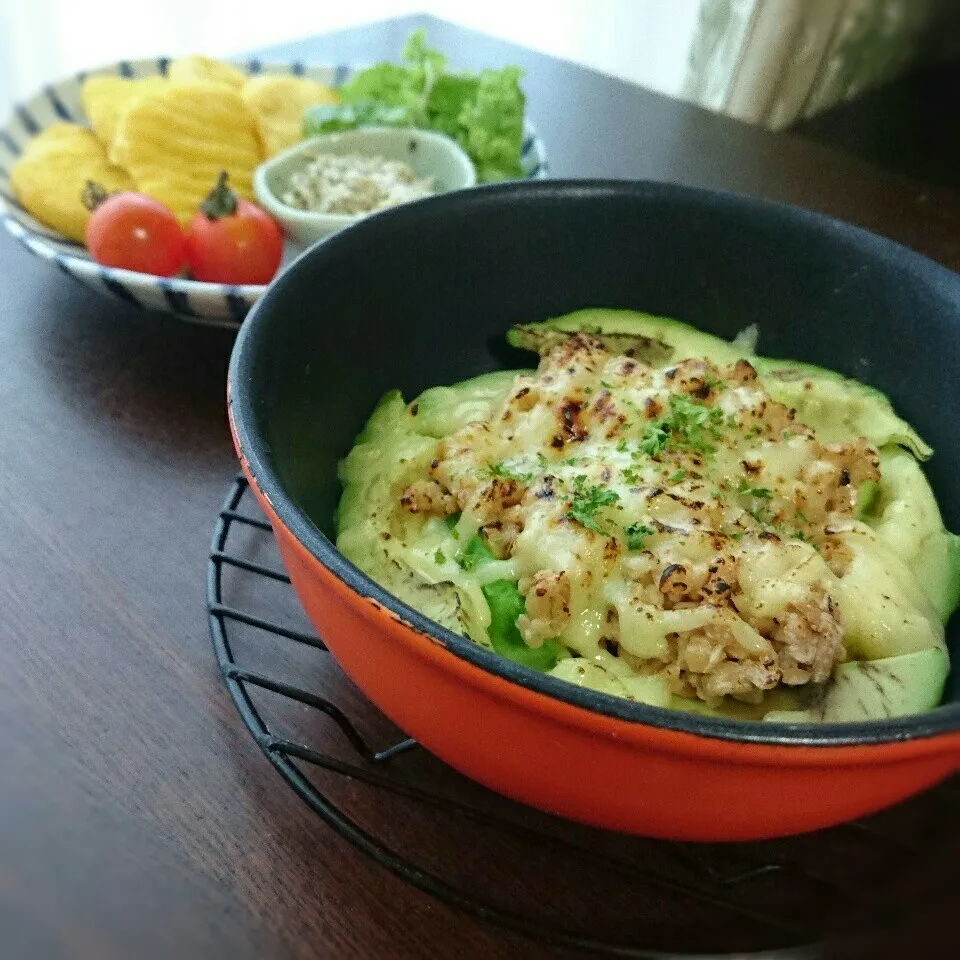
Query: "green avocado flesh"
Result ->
[[762, 648, 948, 723], [338, 309, 956, 722]]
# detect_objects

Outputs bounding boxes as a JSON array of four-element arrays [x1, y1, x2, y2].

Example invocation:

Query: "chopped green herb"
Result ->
[[536, 453, 549, 469], [616, 437, 629, 453], [794, 509, 808, 524], [434, 548, 447, 564], [583, 386, 594, 395], [624, 522, 653, 550], [737, 477, 772, 499], [641, 395, 725, 458], [566, 475, 620, 535], [561, 456, 581, 467], [622, 466, 641, 485], [640, 421, 669, 456], [489, 461, 533, 483], [745, 424, 764, 439], [600, 379, 613, 389], [667, 468, 686, 483]]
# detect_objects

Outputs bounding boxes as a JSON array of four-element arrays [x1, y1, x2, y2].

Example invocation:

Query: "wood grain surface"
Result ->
[[1, 14, 957, 959]]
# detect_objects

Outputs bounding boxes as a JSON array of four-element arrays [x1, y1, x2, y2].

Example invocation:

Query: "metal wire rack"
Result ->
[[208, 474, 957, 959]]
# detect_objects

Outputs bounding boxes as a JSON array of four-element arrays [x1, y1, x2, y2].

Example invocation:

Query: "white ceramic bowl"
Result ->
[[254, 127, 477, 246]]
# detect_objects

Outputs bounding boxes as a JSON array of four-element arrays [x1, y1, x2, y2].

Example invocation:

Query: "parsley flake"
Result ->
[[624, 522, 654, 550], [667, 468, 686, 483], [434, 548, 447, 564], [566, 475, 620, 535], [640, 395, 725, 458], [737, 477, 772, 499], [489, 461, 533, 483], [640, 421, 670, 456]]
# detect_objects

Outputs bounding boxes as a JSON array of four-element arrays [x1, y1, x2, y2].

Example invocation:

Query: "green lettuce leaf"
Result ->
[[458, 67, 525, 182], [302, 29, 526, 183], [303, 99, 411, 137]]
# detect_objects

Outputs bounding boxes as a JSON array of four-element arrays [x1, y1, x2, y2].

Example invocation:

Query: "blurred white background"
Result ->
[[0, 0, 700, 116]]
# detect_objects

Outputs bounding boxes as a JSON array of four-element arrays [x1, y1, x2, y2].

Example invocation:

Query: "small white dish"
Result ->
[[254, 127, 477, 246]]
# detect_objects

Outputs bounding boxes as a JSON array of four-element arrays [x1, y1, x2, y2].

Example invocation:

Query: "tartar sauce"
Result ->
[[281, 153, 435, 215]]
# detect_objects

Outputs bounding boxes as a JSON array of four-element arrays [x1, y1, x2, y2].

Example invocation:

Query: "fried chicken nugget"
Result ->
[[168, 55, 246, 90], [9, 123, 133, 243], [112, 81, 262, 225], [81, 75, 168, 150], [242, 74, 339, 157]]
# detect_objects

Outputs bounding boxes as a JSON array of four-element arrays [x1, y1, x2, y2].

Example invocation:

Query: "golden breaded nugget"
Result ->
[[9, 123, 133, 243], [242, 74, 339, 157], [112, 81, 262, 225], [168, 55, 246, 90], [81, 75, 167, 149]]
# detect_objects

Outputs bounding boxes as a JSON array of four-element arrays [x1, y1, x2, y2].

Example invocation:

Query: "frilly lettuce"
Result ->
[[302, 29, 526, 183]]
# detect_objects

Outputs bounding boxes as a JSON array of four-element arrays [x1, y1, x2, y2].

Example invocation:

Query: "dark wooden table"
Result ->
[[2, 14, 958, 960], [795, 56, 960, 193]]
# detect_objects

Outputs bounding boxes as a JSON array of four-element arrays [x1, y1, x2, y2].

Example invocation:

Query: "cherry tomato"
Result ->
[[84, 187, 186, 277], [186, 172, 283, 285]]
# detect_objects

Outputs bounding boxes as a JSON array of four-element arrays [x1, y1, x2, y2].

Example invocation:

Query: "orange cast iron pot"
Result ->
[[234, 454, 960, 841], [227, 180, 960, 841]]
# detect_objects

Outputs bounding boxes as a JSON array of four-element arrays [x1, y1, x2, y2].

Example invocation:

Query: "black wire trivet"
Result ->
[[208, 474, 958, 959]]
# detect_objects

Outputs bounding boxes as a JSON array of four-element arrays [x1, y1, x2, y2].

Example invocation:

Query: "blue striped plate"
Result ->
[[0, 57, 548, 330]]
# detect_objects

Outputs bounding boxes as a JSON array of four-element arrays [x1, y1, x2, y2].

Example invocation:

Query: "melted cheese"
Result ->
[[339, 335, 948, 713]]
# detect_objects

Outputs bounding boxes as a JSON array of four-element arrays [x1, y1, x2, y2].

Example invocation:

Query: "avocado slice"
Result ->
[[550, 657, 674, 706], [752, 358, 931, 460], [336, 390, 409, 537], [762, 648, 948, 723], [336, 390, 466, 633], [507, 308, 745, 365], [411, 369, 521, 438], [833, 529, 946, 661], [867, 447, 960, 621]]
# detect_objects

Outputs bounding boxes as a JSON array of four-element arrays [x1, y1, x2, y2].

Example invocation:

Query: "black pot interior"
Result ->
[[231, 179, 960, 736]]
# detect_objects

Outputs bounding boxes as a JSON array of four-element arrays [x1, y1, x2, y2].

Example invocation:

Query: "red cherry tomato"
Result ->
[[84, 188, 186, 277], [186, 172, 283, 285]]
